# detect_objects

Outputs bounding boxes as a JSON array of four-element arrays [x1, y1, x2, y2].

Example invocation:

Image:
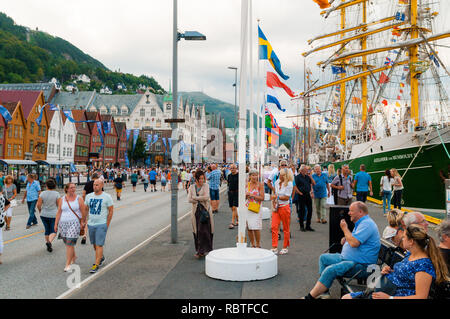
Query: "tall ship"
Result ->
[[299, 0, 450, 211]]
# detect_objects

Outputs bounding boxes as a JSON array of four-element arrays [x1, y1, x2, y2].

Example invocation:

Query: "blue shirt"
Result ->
[[26, 181, 41, 202], [207, 169, 221, 190], [354, 171, 372, 192], [341, 215, 380, 265], [149, 171, 157, 181], [312, 173, 328, 199]]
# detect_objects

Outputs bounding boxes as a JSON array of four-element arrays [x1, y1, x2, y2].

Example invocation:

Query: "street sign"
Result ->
[[165, 119, 185, 123]]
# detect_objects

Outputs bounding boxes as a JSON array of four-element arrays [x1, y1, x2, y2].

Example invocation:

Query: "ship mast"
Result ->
[[361, 0, 368, 127], [339, 2, 346, 146], [410, 0, 419, 127]]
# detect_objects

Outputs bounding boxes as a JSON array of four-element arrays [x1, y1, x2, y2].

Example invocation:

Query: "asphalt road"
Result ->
[[0, 182, 192, 299]]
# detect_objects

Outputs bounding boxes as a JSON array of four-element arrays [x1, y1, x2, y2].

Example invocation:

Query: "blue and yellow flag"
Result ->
[[258, 26, 289, 81]]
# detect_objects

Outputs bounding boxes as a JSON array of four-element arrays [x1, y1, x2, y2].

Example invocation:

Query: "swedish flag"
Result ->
[[258, 26, 289, 80]]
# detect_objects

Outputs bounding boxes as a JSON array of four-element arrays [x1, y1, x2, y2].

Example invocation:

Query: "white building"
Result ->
[[46, 110, 76, 163], [278, 144, 290, 159], [76, 74, 91, 83]]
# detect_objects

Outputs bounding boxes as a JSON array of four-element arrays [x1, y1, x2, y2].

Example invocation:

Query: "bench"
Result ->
[[337, 238, 406, 297]]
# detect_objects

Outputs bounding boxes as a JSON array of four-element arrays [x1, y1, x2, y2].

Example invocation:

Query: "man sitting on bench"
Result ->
[[303, 201, 380, 299]]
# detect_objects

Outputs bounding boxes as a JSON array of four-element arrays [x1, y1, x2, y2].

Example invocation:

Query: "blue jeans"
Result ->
[[318, 253, 361, 289], [27, 200, 38, 226], [382, 191, 392, 214]]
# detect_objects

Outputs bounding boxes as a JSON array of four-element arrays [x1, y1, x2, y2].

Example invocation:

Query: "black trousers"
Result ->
[[296, 193, 312, 228], [392, 190, 403, 209]]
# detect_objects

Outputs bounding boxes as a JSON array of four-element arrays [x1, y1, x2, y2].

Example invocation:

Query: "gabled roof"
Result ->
[[115, 122, 127, 137], [0, 90, 43, 119], [3, 101, 26, 128], [52, 91, 96, 109], [0, 83, 56, 102]]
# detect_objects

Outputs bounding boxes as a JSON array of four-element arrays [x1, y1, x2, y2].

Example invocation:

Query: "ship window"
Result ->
[[370, 148, 373, 153], [380, 146, 383, 151]]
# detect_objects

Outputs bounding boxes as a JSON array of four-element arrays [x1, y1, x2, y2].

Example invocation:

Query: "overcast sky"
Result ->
[[2, 0, 450, 127]]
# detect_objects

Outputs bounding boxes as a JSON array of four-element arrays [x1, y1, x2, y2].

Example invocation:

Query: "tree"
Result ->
[[128, 136, 146, 166]]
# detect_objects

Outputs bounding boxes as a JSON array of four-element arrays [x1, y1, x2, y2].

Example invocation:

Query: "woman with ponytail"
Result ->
[[344, 224, 449, 299]]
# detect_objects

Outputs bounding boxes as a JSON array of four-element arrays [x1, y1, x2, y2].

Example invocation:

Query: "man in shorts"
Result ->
[[149, 167, 158, 192], [85, 179, 114, 273], [207, 164, 222, 214]]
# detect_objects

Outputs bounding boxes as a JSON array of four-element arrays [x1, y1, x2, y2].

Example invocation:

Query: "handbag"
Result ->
[[10, 199, 17, 207], [65, 196, 85, 236], [247, 183, 261, 213], [195, 188, 210, 224]]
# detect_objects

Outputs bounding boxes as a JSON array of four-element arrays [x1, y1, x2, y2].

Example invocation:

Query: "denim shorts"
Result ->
[[40, 216, 56, 236], [210, 189, 220, 201], [88, 223, 108, 246]]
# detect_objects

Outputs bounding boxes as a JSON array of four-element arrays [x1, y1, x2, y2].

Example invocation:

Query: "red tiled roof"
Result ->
[[0, 90, 42, 119]]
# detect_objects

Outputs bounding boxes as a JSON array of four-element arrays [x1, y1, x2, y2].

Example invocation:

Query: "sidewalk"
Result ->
[[66, 193, 438, 299]]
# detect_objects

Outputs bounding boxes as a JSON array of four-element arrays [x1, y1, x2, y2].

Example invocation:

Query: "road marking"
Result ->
[[4, 230, 44, 245], [56, 186, 226, 299]]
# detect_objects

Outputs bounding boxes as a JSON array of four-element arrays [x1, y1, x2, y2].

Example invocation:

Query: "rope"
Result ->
[[401, 128, 433, 180], [435, 126, 450, 159]]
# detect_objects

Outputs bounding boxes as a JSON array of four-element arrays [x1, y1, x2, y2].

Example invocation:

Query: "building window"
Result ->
[[166, 103, 171, 110], [156, 119, 161, 128], [7, 144, 11, 156], [42, 126, 46, 137], [18, 144, 22, 157], [57, 145, 60, 155], [151, 108, 156, 116], [155, 143, 161, 152], [121, 107, 128, 115], [63, 147, 66, 157], [8, 127, 12, 138], [140, 108, 145, 117], [29, 140, 34, 153], [30, 122, 34, 135], [13, 144, 17, 157], [19, 126, 22, 138]]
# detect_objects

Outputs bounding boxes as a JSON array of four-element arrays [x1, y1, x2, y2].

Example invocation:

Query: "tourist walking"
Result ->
[[160, 171, 167, 192], [84, 179, 114, 273], [3, 175, 17, 231], [188, 169, 214, 258], [37, 179, 60, 252], [22, 174, 41, 229], [227, 164, 239, 229], [54, 183, 87, 272], [391, 168, 404, 209], [293, 165, 315, 232], [312, 164, 330, 224], [0, 190, 11, 265], [149, 167, 158, 192], [380, 169, 394, 215], [142, 171, 149, 192], [246, 170, 264, 248], [330, 164, 353, 206], [81, 172, 99, 244], [271, 168, 294, 255], [352, 164, 373, 202], [206, 164, 222, 214], [130, 170, 138, 192], [113, 174, 124, 201]]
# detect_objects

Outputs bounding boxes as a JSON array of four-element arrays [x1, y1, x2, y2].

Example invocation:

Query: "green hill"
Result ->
[[181, 91, 294, 145], [0, 12, 164, 93]]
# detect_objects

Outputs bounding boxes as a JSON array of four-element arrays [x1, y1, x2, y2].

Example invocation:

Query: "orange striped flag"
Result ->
[[313, 0, 331, 9]]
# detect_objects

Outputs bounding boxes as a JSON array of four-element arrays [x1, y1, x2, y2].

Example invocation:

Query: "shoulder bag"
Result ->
[[247, 183, 261, 214], [66, 196, 85, 236], [196, 188, 210, 224]]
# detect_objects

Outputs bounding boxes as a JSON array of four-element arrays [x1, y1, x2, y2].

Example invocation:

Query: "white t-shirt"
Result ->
[[269, 167, 279, 183], [380, 176, 394, 192], [274, 180, 293, 207], [393, 176, 403, 191]]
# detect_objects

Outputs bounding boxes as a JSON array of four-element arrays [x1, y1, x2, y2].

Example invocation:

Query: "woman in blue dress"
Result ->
[[343, 224, 449, 299]]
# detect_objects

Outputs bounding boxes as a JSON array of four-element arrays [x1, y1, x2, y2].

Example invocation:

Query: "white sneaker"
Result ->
[[270, 248, 278, 255], [279, 248, 288, 255]]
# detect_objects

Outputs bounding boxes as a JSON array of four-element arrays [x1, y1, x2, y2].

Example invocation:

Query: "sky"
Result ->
[[2, 0, 450, 128]]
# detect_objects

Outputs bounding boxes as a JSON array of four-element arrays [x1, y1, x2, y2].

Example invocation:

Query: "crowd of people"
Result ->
[[0, 160, 448, 299]]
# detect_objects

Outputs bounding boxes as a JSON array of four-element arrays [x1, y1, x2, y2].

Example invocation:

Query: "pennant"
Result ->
[[168, 138, 172, 152], [312, 0, 331, 9], [258, 26, 289, 80], [266, 71, 295, 97], [351, 97, 362, 104], [430, 52, 440, 68], [152, 134, 159, 146], [0, 105, 13, 125], [146, 134, 153, 150], [96, 122, 104, 153], [162, 137, 167, 153], [132, 129, 139, 152], [395, 102, 401, 107], [36, 103, 58, 126], [379, 72, 390, 84], [331, 65, 346, 74], [384, 57, 394, 66], [102, 120, 111, 135], [381, 100, 388, 106], [400, 82, 405, 88], [266, 89, 286, 112]]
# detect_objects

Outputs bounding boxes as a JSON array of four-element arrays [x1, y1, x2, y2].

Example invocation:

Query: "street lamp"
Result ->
[[228, 66, 238, 163], [171, 0, 206, 244]]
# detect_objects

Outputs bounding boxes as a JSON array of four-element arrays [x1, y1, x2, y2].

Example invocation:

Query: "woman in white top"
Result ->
[[390, 168, 404, 209], [270, 168, 294, 255], [54, 183, 87, 272], [3, 175, 17, 231], [380, 169, 395, 216]]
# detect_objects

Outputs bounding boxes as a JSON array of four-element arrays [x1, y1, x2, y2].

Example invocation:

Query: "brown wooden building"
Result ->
[[71, 110, 91, 165], [2, 101, 26, 160]]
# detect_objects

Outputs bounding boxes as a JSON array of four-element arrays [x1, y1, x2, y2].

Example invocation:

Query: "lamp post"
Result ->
[[171, 0, 206, 244], [228, 66, 238, 163]]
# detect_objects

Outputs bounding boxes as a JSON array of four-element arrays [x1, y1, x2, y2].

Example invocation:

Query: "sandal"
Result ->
[[228, 224, 235, 229], [321, 219, 327, 224], [194, 253, 201, 259]]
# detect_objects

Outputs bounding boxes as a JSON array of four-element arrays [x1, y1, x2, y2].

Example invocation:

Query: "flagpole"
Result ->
[[248, 0, 254, 168], [256, 18, 261, 179]]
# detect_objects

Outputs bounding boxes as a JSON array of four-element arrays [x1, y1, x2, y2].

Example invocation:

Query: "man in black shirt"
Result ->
[[227, 164, 239, 229], [293, 165, 316, 232]]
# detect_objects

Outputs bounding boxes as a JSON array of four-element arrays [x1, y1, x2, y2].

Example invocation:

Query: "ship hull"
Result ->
[[338, 143, 450, 210]]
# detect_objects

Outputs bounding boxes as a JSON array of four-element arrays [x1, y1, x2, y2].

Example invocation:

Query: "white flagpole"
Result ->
[[237, 0, 249, 246], [256, 19, 261, 178], [249, 0, 254, 168]]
